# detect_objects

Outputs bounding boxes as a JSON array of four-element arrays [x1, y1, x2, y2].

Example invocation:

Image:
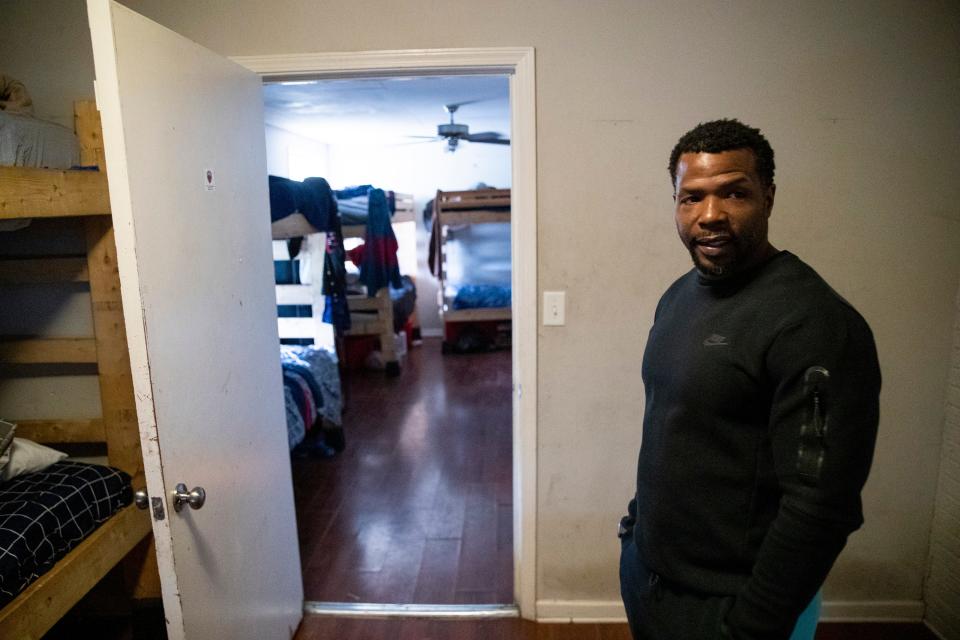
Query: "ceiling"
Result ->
[[261, 75, 510, 147]]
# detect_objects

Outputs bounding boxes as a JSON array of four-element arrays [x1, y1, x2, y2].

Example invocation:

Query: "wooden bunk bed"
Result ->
[[0, 101, 155, 639], [433, 188, 511, 351], [273, 192, 416, 376]]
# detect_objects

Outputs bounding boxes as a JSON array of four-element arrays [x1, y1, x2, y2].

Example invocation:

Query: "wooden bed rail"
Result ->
[[0, 166, 110, 219]]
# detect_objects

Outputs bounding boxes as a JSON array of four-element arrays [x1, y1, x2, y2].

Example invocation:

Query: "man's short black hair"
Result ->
[[668, 119, 775, 188]]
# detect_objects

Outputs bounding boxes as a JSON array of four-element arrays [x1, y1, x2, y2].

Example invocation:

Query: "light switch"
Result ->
[[543, 291, 566, 326]]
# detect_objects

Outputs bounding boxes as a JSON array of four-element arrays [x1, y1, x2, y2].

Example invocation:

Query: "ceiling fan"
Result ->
[[411, 101, 510, 152]]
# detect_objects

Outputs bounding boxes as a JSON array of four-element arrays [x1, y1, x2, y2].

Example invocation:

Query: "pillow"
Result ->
[[0, 420, 14, 456], [0, 420, 16, 476], [0, 438, 68, 482]]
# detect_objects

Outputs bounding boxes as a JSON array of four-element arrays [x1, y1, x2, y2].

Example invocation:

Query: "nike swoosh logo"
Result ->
[[703, 334, 729, 347]]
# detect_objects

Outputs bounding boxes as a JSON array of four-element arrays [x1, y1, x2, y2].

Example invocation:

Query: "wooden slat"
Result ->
[[0, 257, 89, 283], [0, 505, 152, 640], [275, 284, 313, 305], [85, 217, 143, 485], [442, 306, 512, 322], [440, 209, 510, 225], [12, 418, 106, 443], [437, 188, 511, 210], [346, 288, 396, 361], [342, 215, 417, 238], [0, 338, 97, 364], [347, 296, 384, 312], [394, 191, 415, 210], [347, 315, 387, 335], [278, 316, 320, 339], [270, 212, 320, 239], [0, 166, 110, 219], [341, 224, 365, 239]]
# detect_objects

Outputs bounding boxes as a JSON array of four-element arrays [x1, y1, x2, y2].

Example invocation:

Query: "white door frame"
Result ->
[[232, 48, 538, 619]]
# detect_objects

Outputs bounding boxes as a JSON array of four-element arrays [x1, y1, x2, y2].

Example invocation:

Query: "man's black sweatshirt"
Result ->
[[625, 251, 881, 639]]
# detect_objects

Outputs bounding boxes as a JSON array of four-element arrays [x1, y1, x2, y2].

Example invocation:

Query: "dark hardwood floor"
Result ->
[[292, 337, 514, 604], [292, 618, 941, 640]]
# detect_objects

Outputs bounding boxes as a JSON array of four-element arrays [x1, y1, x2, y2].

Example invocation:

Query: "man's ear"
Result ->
[[765, 184, 776, 217]]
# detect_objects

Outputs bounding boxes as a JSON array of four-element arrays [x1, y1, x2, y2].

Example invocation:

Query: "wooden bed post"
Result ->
[[77, 101, 142, 485], [74, 100, 107, 169], [77, 100, 162, 602], [84, 218, 142, 484]]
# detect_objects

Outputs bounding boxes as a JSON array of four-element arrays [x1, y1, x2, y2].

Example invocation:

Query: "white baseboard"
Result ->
[[536, 600, 626, 623], [535, 599, 925, 624], [420, 328, 443, 338]]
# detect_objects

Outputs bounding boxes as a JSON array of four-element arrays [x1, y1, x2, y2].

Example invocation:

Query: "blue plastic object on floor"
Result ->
[[789, 590, 822, 640]]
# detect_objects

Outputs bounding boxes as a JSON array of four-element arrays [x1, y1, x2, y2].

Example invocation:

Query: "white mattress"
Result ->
[[0, 111, 80, 169]]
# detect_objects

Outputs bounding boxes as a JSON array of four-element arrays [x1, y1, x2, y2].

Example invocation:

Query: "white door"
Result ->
[[87, 2, 303, 638]]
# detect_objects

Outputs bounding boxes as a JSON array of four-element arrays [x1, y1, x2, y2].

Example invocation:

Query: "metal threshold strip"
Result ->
[[303, 602, 520, 619]]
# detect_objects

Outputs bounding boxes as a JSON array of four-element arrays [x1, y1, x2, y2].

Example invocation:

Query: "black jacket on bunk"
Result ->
[[624, 251, 881, 639], [268, 175, 337, 231]]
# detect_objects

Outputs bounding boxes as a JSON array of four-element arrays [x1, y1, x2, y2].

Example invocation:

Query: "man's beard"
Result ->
[[687, 226, 767, 280]]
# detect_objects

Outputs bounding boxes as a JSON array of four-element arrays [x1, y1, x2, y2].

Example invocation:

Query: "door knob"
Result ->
[[134, 489, 149, 509], [172, 483, 206, 512]]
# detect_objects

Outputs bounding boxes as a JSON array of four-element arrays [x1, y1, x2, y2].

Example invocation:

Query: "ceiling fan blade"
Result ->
[[444, 98, 486, 112], [465, 131, 510, 145], [390, 138, 443, 147]]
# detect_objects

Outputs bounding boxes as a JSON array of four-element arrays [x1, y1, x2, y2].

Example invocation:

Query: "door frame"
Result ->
[[232, 47, 538, 619]]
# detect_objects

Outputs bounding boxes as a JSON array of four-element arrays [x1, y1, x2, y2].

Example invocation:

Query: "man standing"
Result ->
[[619, 120, 881, 640]]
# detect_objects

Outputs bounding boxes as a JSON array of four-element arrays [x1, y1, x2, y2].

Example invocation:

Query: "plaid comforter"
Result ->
[[0, 461, 132, 606]]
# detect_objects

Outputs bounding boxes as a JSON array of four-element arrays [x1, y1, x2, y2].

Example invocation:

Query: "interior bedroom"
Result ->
[[261, 74, 516, 606], [2, 1, 960, 639]]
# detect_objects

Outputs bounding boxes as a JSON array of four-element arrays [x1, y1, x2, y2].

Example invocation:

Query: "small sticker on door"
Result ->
[[204, 168, 216, 191]]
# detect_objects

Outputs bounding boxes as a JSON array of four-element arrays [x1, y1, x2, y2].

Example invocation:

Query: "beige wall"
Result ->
[[925, 283, 960, 636], [4, 0, 959, 614]]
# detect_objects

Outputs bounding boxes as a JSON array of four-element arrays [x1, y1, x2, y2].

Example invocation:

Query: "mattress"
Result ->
[[0, 461, 132, 607], [0, 111, 80, 169]]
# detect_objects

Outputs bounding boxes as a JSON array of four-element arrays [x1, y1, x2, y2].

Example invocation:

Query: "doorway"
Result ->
[[235, 48, 538, 618]]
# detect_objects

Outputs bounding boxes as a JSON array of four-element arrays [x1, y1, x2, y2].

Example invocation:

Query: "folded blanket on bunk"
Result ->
[[268, 175, 338, 232], [0, 461, 132, 607], [334, 185, 396, 226]]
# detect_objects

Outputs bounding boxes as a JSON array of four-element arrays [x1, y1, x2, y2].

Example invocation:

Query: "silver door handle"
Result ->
[[134, 489, 149, 509], [172, 483, 206, 512]]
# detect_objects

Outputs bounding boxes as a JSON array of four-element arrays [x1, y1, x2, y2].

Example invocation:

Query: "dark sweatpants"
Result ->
[[619, 537, 732, 640]]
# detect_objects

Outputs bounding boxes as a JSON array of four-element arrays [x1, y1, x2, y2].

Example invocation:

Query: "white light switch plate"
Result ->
[[543, 291, 565, 326]]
